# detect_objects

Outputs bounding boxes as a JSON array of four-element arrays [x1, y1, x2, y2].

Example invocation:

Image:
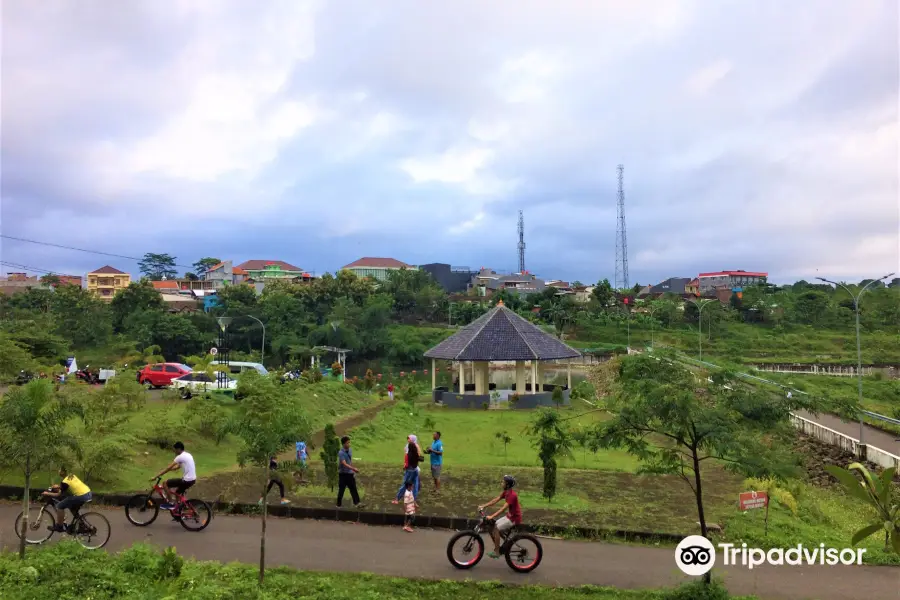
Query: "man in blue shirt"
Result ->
[[295, 440, 309, 484], [426, 431, 443, 492], [336, 436, 363, 508]]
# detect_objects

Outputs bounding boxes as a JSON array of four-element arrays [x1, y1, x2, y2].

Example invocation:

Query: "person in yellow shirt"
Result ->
[[42, 466, 92, 532]]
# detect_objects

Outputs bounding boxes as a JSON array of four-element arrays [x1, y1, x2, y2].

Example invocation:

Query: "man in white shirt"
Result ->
[[153, 441, 197, 510]]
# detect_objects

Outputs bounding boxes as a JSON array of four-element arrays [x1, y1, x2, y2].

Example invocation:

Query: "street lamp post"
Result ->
[[245, 315, 266, 366], [816, 273, 894, 448], [690, 299, 715, 361], [215, 317, 232, 389]]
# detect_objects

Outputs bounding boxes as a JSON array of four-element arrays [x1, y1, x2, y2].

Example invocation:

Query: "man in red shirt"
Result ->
[[478, 475, 522, 559], [387, 382, 394, 400]]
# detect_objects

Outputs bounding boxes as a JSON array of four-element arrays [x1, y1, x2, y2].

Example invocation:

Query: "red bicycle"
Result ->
[[124, 477, 212, 532]]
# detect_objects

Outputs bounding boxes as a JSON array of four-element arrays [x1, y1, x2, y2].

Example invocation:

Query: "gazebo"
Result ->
[[424, 299, 583, 408]]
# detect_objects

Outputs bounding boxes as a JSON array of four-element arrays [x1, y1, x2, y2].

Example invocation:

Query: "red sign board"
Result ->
[[739, 491, 768, 511]]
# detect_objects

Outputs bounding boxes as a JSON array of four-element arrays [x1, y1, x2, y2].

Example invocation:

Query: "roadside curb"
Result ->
[[0, 485, 686, 544]]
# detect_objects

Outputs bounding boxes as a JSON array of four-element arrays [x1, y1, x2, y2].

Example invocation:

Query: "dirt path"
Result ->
[[1, 505, 896, 600]]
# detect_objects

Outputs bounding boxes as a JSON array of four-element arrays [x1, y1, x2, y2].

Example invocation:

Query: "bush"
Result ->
[[140, 410, 191, 450], [301, 368, 323, 384], [184, 394, 232, 445], [661, 578, 732, 600]]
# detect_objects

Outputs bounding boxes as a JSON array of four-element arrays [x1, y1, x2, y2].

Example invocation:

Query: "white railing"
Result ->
[[789, 413, 900, 470]]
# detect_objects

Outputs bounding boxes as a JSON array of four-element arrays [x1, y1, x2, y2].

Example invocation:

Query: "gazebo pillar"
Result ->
[[458, 361, 465, 394], [531, 361, 538, 394], [567, 359, 572, 389], [537, 362, 545, 392], [483, 362, 491, 395], [431, 358, 436, 390], [474, 362, 484, 395], [515, 361, 526, 394]]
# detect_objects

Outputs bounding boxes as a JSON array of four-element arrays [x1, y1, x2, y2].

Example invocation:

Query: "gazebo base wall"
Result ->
[[431, 387, 570, 409]]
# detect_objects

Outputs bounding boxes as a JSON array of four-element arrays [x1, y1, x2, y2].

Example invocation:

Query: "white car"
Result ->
[[169, 372, 237, 398]]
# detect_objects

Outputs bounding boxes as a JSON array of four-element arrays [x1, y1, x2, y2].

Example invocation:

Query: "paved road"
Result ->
[[1, 505, 897, 600], [795, 410, 900, 456]]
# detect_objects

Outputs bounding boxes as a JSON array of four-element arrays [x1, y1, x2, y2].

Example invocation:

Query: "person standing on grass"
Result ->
[[425, 431, 443, 492], [259, 456, 290, 506], [295, 440, 309, 484], [387, 382, 395, 400], [402, 480, 419, 533], [393, 434, 422, 504], [336, 436, 364, 508]]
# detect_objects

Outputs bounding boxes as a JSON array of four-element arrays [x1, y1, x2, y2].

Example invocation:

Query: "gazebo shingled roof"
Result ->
[[424, 302, 582, 362]]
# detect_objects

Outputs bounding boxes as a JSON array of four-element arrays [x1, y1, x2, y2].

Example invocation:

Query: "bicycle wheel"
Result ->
[[503, 533, 543, 573], [14, 505, 55, 545], [125, 494, 160, 526], [73, 512, 111, 549], [447, 531, 485, 569], [178, 499, 212, 532]]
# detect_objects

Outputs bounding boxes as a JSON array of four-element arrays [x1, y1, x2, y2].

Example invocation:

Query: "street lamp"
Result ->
[[690, 299, 716, 361], [215, 317, 232, 389], [245, 315, 266, 366], [816, 272, 894, 447]]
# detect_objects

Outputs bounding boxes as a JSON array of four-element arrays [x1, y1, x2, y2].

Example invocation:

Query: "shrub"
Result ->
[[331, 361, 343, 376], [320, 423, 340, 491], [661, 578, 731, 600], [301, 368, 323, 384]]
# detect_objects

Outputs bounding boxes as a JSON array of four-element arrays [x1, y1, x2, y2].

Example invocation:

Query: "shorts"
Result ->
[[431, 464, 442, 479], [495, 516, 514, 533], [57, 492, 92, 512], [166, 478, 196, 495]]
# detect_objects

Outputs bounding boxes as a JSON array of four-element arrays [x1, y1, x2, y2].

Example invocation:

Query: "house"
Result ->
[[342, 257, 415, 282], [159, 293, 201, 313], [151, 280, 181, 293], [235, 260, 308, 281], [573, 285, 595, 303], [418, 263, 477, 294], [86, 266, 131, 302], [650, 277, 692, 296], [685, 279, 700, 296], [470, 268, 546, 297], [698, 270, 767, 293], [202, 260, 249, 289], [0, 272, 81, 296]]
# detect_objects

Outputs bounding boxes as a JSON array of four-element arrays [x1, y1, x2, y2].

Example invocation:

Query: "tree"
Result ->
[[551, 386, 564, 409], [0, 333, 36, 381], [0, 379, 76, 559], [110, 280, 165, 332], [825, 463, 899, 554], [591, 279, 615, 310], [320, 424, 340, 491], [526, 408, 572, 502], [495, 430, 512, 457], [39, 274, 61, 287], [231, 371, 311, 585], [590, 353, 840, 584], [138, 253, 178, 281], [193, 257, 221, 279]]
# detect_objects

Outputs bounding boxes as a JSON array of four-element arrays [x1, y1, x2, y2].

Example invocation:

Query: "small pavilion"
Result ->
[[424, 299, 583, 408]]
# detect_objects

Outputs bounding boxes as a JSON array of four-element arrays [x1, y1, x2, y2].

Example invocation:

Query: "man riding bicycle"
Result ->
[[152, 441, 197, 510], [42, 466, 92, 532], [478, 474, 523, 559]]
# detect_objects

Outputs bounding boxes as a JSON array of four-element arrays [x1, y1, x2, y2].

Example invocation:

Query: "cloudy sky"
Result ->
[[2, 0, 898, 286]]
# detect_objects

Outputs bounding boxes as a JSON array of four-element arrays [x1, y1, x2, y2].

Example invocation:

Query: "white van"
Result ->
[[211, 361, 269, 377]]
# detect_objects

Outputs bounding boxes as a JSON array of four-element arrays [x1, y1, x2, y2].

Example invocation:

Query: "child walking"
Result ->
[[402, 480, 418, 532]]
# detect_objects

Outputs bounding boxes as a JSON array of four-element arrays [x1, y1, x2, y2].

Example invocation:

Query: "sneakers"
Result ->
[[47, 524, 66, 533], [280, 499, 291, 505], [403, 526, 414, 533], [487, 551, 500, 559], [159, 503, 174, 511]]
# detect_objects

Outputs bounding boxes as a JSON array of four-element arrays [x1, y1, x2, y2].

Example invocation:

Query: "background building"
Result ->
[[86, 266, 130, 301], [698, 270, 768, 292], [418, 263, 476, 294], [342, 257, 415, 282]]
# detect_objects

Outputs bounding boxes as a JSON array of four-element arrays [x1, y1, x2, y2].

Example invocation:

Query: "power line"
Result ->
[[0, 260, 58, 275], [0, 234, 193, 269]]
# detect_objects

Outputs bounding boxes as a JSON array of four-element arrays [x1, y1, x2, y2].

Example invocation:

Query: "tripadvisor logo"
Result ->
[[675, 536, 867, 576]]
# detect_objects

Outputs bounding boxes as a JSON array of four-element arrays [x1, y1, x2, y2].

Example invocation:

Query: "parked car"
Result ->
[[210, 361, 268, 376], [170, 372, 237, 399], [138, 363, 193, 389]]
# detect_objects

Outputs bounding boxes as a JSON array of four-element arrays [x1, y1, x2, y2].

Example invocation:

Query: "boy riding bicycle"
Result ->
[[478, 474, 522, 559], [42, 466, 92, 532], [152, 441, 197, 510]]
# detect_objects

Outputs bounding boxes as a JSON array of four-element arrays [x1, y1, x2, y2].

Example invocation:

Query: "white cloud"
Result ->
[[684, 59, 733, 96]]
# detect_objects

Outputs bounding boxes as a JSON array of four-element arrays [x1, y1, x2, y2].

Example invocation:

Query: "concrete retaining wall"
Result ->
[[756, 364, 898, 379], [432, 386, 570, 408], [789, 413, 900, 470]]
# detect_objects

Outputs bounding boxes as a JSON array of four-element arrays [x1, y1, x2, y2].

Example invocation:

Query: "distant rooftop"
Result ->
[[343, 257, 412, 269]]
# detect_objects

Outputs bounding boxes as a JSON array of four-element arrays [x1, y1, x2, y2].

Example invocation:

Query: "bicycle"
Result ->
[[14, 487, 111, 549], [446, 509, 543, 573], [124, 477, 212, 532]]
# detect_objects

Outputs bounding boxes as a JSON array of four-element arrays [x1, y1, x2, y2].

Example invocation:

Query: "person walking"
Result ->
[[425, 431, 443, 492], [336, 436, 363, 508], [295, 440, 309, 484], [259, 456, 290, 505], [387, 382, 395, 401], [393, 434, 423, 504]]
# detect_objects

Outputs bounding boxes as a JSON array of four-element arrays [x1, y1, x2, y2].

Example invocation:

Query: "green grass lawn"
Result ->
[[346, 402, 640, 471]]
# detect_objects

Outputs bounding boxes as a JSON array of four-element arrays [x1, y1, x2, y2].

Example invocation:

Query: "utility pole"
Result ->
[[517, 210, 526, 274], [690, 299, 716, 361], [816, 273, 894, 449], [614, 165, 629, 292]]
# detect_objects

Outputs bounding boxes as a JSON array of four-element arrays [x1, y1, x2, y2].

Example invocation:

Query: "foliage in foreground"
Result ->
[[0, 542, 753, 600], [825, 462, 900, 554]]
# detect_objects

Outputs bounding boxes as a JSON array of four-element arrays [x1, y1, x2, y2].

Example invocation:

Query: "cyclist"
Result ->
[[478, 474, 522, 559], [42, 466, 92, 532], [152, 441, 197, 510]]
